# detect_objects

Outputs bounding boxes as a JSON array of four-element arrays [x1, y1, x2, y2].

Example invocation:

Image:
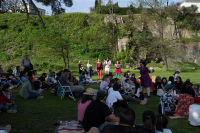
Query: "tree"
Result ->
[[138, 0, 173, 71], [1, 0, 12, 12], [8, 0, 21, 13], [35, 0, 73, 16]]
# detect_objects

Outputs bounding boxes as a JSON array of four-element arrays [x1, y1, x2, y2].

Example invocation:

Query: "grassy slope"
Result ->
[[0, 69, 200, 133]]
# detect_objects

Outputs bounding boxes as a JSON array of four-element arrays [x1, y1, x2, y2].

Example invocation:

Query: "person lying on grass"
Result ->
[[0, 82, 17, 113]]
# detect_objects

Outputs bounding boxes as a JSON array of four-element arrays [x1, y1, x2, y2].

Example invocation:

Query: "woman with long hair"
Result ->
[[157, 77, 167, 97], [115, 60, 122, 79], [96, 59, 103, 80], [134, 59, 155, 98], [174, 76, 183, 94]]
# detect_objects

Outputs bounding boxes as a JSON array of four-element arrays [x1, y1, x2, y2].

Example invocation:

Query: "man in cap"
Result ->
[[21, 54, 31, 72], [83, 90, 119, 132], [59, 69, 84, 98]]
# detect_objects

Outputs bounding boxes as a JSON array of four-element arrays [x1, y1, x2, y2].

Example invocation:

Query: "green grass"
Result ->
[[0, 69, 200, 133]]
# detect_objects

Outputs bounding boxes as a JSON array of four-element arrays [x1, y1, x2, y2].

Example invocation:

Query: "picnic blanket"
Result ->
[[54, 120, 85, 133], [168, 114, 185, 119]]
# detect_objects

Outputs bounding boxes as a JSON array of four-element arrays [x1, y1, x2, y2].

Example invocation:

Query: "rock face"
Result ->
[[118, 37, 129, 52], [104, 16, 124, 25], [167, 42, 200, 64]]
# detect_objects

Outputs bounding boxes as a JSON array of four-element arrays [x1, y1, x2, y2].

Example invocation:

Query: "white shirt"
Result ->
[[155, 129, 172, 133], [106, 91, 123, 108], [87, 64, 92, 68], [189, 104, 200, 126], [174, 73, 178, 81], [108, 88, 114, 95]]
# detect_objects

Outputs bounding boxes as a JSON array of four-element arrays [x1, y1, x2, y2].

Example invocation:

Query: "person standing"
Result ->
[[78, 61, 82, 75], [134, 59, 155, 98], [87, 60, 92, 78], [96, 59, 103, 80], [103, 57, 111, 75], [115, 60, 122, 79], [21, 54, 31, 72]]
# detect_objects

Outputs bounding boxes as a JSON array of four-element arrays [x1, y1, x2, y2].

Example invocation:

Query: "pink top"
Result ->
[[77, 100, 92, 121]]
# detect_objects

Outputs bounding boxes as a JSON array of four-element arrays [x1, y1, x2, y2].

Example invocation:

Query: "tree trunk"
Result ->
[[22, 0, 29, 23], [163, 55, 169, 71], [29, 0, 45, 29], [51, 0, 55, 16], [61, 48, 67, 68]]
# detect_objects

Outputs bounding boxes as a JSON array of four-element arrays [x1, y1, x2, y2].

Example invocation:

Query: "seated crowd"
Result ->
[[0, 64, 200, 133]]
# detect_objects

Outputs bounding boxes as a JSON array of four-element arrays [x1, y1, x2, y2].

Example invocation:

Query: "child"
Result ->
[[2, 84, 13, 101], [80, 65, 86, 73], [134, 82, 144, 100], [80, 73, 90, 85], [85, 72, 98, 83], [124, 79, 134, 94], [174, 69, 181, 82], [140, 110, 156, 133], [155, 114, 172, 133], [1, 74, 7, 86], [20, 71, 27, 83], [100, 75, 109, 91], [194, 84, 200, 96]]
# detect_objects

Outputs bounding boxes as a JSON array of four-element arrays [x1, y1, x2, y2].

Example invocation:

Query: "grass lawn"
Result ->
[[0, 69, 200, 133]]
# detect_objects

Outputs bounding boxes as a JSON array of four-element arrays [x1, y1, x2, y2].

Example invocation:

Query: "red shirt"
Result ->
[[0, 92, 11, 105], [32, 75, 35, 79]]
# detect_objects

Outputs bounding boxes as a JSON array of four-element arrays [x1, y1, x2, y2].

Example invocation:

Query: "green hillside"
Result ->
[[0, 13, 124, 72]]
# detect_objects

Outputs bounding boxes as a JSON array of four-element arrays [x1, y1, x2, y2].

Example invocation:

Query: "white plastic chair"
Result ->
[[58, 81, 76, 101]]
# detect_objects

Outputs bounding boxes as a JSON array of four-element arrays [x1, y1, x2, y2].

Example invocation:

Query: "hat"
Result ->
[[185, 81, 191, 85], [194, 96, 200, 103], [97, 90, 106, 97], [7, 69, 12, 72], [164, 84, 174, 91], [84, 88, 96, 95], [79, 60, 81, 63], [63, 69, 71, 72], [107, 57, 109, 59], [176, 69, 181, 72]]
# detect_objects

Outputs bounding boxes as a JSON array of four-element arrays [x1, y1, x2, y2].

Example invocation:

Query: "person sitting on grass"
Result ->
[[189, 96, 200, 126], [82, 90, 119, 132], [2, 84, 13, 101], [0, 82, 17, 113], [19, 76, 43, 99], [13, 66, 21, 78], [159, 84, 176, 115], [59, 69, 84, 98], [124, 79, 134, 94], [6, 69, 20, 86], [0, 74, 7, 86], [38, 73, 51, 89], [175, 88, 194, 117], [106, 83, 128, 110], [155, 114, 172, 133], [154, 76, 161, 96], [78, 88, 96, 126], [79, 73, 90, 85], [47, 70, 52, 78], [100, 108, 136, 133], [130, 73, 136, 83], [157, 77, 168, 97], [69, 72, 79, 85], [100, 75, 109, 92], [20, 71, 27, 83], [194, 84, 200, 96], [47, 72, 58, 89], [134, 110, 156, 133]]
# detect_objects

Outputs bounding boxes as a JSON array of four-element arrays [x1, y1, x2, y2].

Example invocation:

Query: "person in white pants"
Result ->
[[103, 57, 111, 75]]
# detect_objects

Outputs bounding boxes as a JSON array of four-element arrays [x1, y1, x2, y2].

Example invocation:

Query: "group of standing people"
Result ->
[[78, 57, 122, 80]]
